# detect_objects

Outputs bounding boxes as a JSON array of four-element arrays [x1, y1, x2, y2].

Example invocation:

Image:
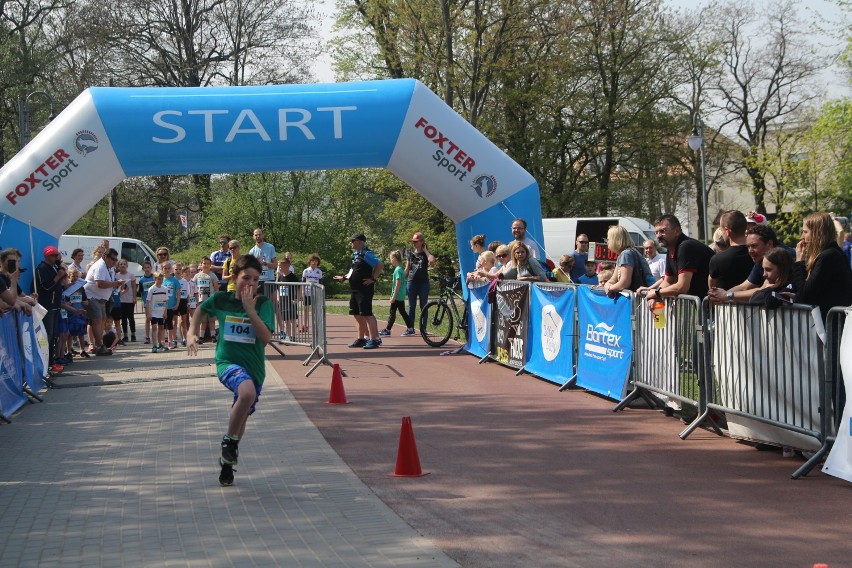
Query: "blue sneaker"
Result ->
[[401, 328, 417, 337], [363, 339, 380, 349], [378, 329, 391, 336], [347, 338, 367, 348]]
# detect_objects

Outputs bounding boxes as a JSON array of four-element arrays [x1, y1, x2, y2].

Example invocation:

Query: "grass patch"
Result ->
[[326, 303, 392, 324]]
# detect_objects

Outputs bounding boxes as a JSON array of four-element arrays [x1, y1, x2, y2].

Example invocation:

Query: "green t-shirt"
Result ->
[[392, 265, 407, 301], [200, 291, 275, 384]]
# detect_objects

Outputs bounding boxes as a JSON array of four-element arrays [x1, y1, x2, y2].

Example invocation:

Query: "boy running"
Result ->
[[187, 255, 274, 486]]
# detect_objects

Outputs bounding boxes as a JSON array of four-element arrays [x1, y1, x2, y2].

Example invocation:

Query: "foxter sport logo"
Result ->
[[471, 174, 497, 198], [75, 130, 99, 156]]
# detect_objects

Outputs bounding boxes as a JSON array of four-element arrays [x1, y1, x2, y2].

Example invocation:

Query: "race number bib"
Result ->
[[60, 309, 68, 319], [224, 315, 256, 344], [180, 287, 189, 299], [153, 299, 167, 311], [188, 297, 197, 309], [70, 292, 83, 305], [278, 285, 289, 297]]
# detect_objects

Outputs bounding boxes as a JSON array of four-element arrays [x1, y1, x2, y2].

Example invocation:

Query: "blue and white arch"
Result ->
[[0, 79, 542, 285]]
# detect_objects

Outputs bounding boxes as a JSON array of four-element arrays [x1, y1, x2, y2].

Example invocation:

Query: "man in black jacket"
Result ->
[[35, 246, 68, 371]]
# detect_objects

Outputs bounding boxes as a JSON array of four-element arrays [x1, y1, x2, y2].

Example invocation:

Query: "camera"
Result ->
[[5, 259, 15, 273]]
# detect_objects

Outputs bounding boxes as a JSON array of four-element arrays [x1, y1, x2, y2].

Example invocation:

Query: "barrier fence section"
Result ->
[[464, 284, 491, 358], [526, 283, 575, 386], [488, 281, 530, 370], [264, 281, 333, 376], [702, 301, 826, 478], [614, 295, 714, 435], [574, 286, 634, 401], [0, 310, 46, 422], [822, 307, 852, 482], [479, 282, 632, 398]]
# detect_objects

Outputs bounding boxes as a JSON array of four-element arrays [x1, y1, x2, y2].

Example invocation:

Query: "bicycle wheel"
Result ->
[[420, 300, 453, 347]]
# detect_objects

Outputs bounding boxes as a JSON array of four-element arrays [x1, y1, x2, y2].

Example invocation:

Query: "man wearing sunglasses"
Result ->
[[570, 234, 590, 281], [84, 248, 124, 356], [210, 234, 232, 291]]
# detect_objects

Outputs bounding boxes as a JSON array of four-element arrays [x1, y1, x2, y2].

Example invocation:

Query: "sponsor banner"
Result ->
[[527, 284, 575, 386], [19, 311, 46, 393], [490, 282, 530, 369], [824, 315, 852, 482], [91, 80, 414, 175], [0, 91, 126, 237], [387, 81, 536, 223], [576, 286, 632, 400], [464, 284, 491, 357], [0, 312, 27, 418], [715, 305, 821, 450]]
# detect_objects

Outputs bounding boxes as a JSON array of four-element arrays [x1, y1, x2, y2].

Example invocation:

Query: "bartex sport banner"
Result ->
[[0, 79, 541, 290], [491, 281, 530, 370], [526, 284, 575, 386], [576, 286, 632, 401]]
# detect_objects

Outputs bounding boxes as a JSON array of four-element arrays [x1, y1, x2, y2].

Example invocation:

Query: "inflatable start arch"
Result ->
[[0, 79, 542, 283]]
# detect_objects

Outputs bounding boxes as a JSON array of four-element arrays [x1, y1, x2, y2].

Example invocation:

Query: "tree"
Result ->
[[711, 0, 826, 214]]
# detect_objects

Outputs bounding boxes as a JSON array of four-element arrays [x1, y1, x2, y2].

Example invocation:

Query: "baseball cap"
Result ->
[[411, 232, 424, 242], [43, 245, 60, 257], [349, 233, 367, 242], [746, 212, 767, 225]]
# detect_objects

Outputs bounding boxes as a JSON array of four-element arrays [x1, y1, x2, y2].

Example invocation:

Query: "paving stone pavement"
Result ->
[[0, 325, 459, 568]]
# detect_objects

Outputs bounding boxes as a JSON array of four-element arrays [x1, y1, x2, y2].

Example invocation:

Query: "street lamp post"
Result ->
[[687, 113, 709, 242], [18, 90, 56, 149]]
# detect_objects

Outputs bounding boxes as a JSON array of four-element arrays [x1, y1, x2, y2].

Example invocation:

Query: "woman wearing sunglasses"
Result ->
[[154, 247, 175, 272], [222, 241, 241, 292]]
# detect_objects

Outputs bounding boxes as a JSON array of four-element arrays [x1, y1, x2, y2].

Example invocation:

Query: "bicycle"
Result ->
[[419, 275, 469, 347]]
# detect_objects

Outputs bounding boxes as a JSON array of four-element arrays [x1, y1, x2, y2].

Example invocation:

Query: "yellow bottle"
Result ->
[[653, 301, 666, 329]]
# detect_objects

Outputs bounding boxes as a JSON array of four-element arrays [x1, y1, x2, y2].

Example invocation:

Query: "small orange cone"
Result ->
[[326, 364, 350, 404], [388, 416, 430, 477]]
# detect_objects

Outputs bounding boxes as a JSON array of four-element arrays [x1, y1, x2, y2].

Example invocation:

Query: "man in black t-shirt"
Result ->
[[708, 210, 754, 291], [639, 215, 714, 306]]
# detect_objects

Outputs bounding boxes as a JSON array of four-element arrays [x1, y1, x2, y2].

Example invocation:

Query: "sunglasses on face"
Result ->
[[577, 241, 589, 244], [497, 253, 508, 258], [158, 252, 168, 257], [229, 246, 239, 250]]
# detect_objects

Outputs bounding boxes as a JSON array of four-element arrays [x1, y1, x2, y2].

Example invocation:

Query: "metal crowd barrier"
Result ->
[[815, 307, 850, 478], [0, 310, 46, 423], [698, 301, 826, 478], [485, 280, 531, 370], [263, 281, 334, 376], [614, 294, 720, 436]]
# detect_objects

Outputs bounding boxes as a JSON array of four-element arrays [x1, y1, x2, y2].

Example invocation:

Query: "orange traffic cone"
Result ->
[[388, 416, 430, 477], [326, 364, 350, 404]]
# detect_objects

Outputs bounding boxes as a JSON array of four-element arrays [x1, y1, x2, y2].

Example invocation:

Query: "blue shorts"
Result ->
[[219, 365, 262, 415]]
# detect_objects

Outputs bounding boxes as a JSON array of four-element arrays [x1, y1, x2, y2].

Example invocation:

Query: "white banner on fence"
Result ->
[[715, 305, 821, 450], [823, 315, 852, 482]]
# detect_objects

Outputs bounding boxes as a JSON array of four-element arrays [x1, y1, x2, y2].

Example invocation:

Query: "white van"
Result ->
[[59, 235, 157, 277], [542, 217, 657, 259]]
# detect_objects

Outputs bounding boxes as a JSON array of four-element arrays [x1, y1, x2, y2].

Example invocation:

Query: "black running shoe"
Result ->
[[221, 435, 239, 465], [219, 458, 235, 486]]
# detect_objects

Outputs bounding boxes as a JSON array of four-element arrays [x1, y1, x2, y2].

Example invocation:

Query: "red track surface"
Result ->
[[270, 315, 850, 568]]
